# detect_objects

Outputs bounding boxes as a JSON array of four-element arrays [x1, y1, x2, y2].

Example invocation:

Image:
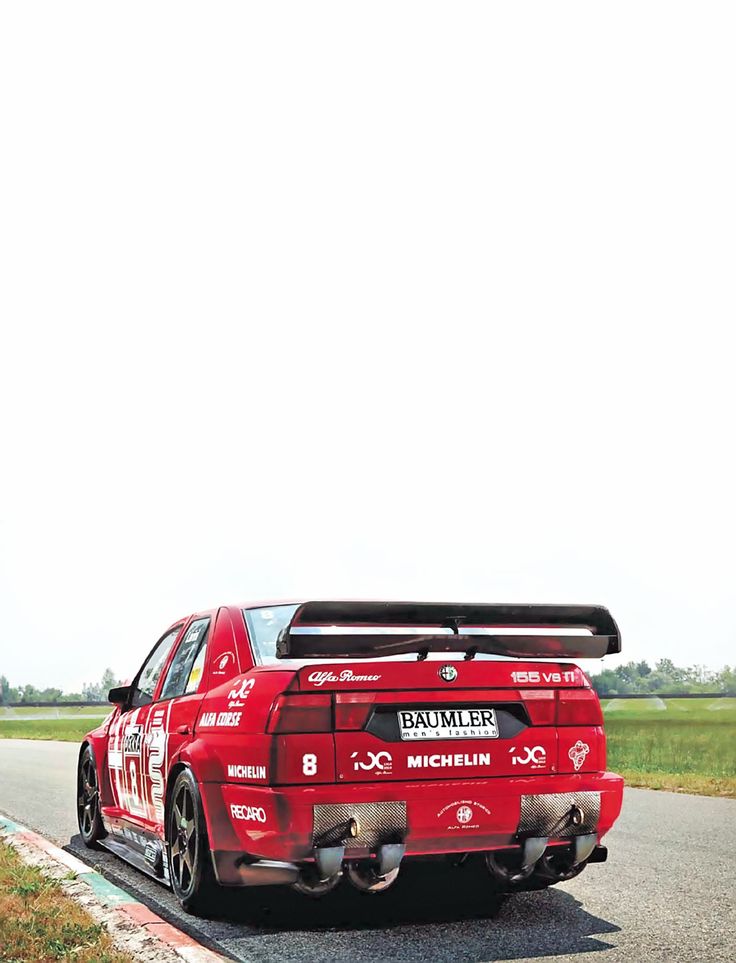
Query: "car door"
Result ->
[[107, 624, 183, 824], [143, 615, 213, 830]]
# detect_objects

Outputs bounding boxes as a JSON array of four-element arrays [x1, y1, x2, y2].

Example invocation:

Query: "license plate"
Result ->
[[397, 707, 499, 741]]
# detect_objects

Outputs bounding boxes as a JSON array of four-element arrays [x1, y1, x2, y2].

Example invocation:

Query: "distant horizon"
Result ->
[[2, 653, 733, 696]]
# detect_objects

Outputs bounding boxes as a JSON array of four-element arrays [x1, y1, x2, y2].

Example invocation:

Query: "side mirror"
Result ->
[[108, 685, 132, 706]]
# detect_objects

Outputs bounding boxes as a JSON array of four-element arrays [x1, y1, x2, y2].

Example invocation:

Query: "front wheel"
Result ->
[[166, 768, 218, 914], [77, 745, 105, 847]]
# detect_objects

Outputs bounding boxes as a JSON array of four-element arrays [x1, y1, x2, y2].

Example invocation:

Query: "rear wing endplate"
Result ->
[[275, 601, 620, 660]]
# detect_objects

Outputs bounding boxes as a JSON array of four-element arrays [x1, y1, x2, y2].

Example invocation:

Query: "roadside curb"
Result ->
[[0, 815, 227, 963]]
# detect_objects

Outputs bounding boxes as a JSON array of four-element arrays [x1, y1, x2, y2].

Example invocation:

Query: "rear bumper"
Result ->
[[201, 771, 624, 865]]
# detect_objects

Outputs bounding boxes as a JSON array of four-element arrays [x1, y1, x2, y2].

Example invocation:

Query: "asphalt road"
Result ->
[[0, 738, 734, 962]]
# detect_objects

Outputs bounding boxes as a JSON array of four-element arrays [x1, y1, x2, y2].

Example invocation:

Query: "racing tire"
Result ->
[[166, 768, 218, 915], [77, 745, 106, 847]]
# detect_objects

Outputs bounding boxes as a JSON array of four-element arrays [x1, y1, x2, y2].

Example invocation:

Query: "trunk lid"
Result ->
[[292, 659, 598, 781], [296, 659, 586, 692]]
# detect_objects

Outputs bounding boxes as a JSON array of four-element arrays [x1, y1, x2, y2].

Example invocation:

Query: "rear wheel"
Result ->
[[167, 769, 218, 914], [77, 745, 105, 847]]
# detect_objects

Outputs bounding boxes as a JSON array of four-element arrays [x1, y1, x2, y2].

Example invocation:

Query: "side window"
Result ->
[[185, 638, 208, 694], [132, 627, 181, 708], [160, 618, 211, 701]]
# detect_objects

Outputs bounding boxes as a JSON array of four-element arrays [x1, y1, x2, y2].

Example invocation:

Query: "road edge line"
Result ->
[[0, 814, 227, 963]]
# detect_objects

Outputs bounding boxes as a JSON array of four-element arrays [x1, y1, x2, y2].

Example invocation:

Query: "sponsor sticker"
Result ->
[[183, 623, 203, 644], [144, 840, 162, 867], [509, 745, 547, 769], [228, 677, 255, 708], [350, 750, 393, 773], [398, 707, 498, 741], [308, 669, 381, 687], [437, 799, 492, 831], [568, 740, 590, 771], [230, 803, 267, 823], [408, 752, 490, 769], [123, 725, 144, 755], [199, 711, 242, 728], [122, 826, 147, 848], [227, 764, 267, 780], [213, 651, 236, 676]]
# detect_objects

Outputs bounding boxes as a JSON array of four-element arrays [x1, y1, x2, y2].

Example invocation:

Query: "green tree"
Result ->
[[717, 665, 736, 693], [82, 668, 120, 702], [591, 668, 630, 695], [20, 684, 40, 703]]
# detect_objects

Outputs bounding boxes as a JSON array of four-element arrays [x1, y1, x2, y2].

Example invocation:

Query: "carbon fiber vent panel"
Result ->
[[313, 802, 407, 849], [519, 791, 600, 837]]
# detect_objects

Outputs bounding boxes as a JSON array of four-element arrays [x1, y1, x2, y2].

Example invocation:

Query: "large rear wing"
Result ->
[[275, 601, 620, 660]]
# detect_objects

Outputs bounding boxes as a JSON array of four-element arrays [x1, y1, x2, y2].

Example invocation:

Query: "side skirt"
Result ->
[[99, 815, 170, 887]]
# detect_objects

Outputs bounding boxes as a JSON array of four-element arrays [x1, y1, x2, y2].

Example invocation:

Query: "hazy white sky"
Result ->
[[1, 4, 734, 691]]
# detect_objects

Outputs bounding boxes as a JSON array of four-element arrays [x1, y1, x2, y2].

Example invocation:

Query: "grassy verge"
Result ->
[[0, 719, 107, 742], [0, 840, 131, 963], [604, 698, 736, 798], [615, 769, 736, 797], [0, 707, 108, 720]]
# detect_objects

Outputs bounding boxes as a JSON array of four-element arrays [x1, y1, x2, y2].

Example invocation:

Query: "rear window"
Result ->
[[243, 604, 299, 662]]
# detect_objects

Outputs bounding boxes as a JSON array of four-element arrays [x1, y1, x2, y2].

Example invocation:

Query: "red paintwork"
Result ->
[[206, 771, 623, 862], [81, 602, 624, 885]]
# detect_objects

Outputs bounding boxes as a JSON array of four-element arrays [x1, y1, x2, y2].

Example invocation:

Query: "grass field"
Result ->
[[603, 697, 736, 797], [0, 839, 131, 962], [1, 698, 734, 797], [0, 707, 109, 742], [0, 706, 108, 720], [0, 718, 108, 741]]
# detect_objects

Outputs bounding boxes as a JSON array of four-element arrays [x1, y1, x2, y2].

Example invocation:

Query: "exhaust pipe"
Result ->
[[531, 834, 600, 883], [520, 836, 549, 873], [293, 866, 342, 897], [289, 844, 346, 897], [236, 859, 299, 886], [485, 836, 549, 884], [378, 843, 405, 876], [572, 833, 597, 866], [314, 845, 345, 879], [346, 843, 406, 893]]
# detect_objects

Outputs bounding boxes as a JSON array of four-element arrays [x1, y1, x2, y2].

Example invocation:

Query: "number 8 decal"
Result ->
[[302, 753, 317, 776], [129, 759, 139, 805]]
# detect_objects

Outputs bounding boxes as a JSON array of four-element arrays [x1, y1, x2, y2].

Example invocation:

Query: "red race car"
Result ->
[[77, 601, 624, 913]]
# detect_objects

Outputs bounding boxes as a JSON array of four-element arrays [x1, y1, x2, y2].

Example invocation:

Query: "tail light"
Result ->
[[334, 693, 374, 730], [556, 688, 603, 726], [519, 689, 556, 725], [267, 693, 332, 733]]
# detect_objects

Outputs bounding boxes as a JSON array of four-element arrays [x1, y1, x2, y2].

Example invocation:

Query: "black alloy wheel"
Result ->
[[167, 769, 216, 914], [77, 745, 105, 846]]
